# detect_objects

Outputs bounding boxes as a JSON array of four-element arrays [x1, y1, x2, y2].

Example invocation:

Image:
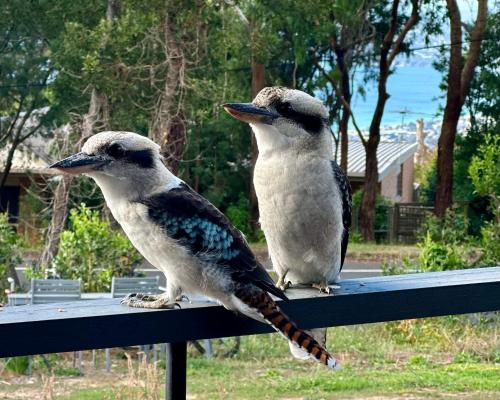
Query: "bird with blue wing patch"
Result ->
[[50, 130, 340, 370]]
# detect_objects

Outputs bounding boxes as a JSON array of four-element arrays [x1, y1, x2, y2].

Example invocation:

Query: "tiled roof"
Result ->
[[336, 141, 417, 182]]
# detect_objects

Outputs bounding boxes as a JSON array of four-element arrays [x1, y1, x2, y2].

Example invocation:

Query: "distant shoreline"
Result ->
[[348, 115, 471, 150]]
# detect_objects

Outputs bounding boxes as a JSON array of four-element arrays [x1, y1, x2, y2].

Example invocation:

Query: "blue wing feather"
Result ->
[[139, 183, 287, 301]]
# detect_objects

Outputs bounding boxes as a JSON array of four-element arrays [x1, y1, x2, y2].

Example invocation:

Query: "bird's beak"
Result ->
[[223, 103, 278, 125], [49, 152, 110, 174]]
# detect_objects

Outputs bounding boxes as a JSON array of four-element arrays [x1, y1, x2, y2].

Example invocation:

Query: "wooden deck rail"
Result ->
[[2, 267, 500, 399]]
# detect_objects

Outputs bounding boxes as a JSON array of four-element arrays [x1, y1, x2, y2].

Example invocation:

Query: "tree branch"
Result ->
[[460, 0, 488, 105], [311, 52, 366, 146], [387, 0, 420, 67], [0, 94, 26, 145]]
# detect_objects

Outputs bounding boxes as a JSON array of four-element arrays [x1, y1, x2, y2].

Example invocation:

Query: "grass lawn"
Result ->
[[1, 317, 499, 399], [250, 241, 419, 264]]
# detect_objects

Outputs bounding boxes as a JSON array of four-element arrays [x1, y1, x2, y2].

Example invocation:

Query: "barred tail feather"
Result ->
[[288, 328, 327, 361], [233, 288, 340, 370]]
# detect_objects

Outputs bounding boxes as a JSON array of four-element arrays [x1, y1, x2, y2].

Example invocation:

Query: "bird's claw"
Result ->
[[312, 283, 331, 294], [121, 293, 181, 309], [276, 274, 292, 291], [175, 294, 191, 303], [279, 280, 292, 291]]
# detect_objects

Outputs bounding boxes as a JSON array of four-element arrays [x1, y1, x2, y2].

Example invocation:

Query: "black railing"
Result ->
[[1, 267, 500, 399]]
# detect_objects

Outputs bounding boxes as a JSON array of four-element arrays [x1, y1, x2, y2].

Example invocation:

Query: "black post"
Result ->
[[165, 341, 187, 400]]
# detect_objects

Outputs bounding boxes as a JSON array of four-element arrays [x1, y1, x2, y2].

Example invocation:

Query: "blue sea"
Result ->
[[350, 66, 444, 130]]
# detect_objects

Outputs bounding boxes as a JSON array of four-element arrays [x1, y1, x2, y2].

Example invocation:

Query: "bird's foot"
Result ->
[[175, 294, 191, 303], [312, 282, 331, 294], [276, 275, 292, 291], [121, 293, 181, 309]]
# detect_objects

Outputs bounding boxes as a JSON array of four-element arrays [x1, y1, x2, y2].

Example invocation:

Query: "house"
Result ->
[[0, 140, 56, 226], [338, 140, 418, 203]]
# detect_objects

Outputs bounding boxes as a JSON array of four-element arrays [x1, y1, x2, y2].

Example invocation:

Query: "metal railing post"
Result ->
[[165, 341, 187, 400]]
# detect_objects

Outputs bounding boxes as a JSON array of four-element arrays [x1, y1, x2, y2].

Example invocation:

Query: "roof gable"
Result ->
[[337, 141, 417, 182]]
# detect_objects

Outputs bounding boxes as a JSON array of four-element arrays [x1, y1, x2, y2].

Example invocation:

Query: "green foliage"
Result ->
[[53, 204, 141, 292], [0, 213, 22, 300], [453, 351, 482, 364], [0, 0, 494, 245], [352, 190, 392, 236], [465, 9, 500, 129], [468, 134, 500, 267], [419, 131, 497, 236], [416, 155, 437, 204], [419, 207, 468, 245], [349, 231, 363, 244], [54, 366, 82, 376], [226, 194, 252, 237], [469, 134, 500, 206], [3, 356, 29, 375], [381, 256, 414, 276], [416, 232, 468, 272], [478, 221, 500, 267], [414, 208, 471, 272]]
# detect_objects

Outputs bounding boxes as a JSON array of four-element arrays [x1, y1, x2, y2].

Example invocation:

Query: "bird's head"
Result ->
[[224, 87, 332, 156], [50, 131, 175, 199]]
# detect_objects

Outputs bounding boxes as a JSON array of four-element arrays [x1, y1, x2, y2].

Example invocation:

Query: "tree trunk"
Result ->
[[39, 87, 109, 269], [0, 99, 41, 191], [435, 0, 462, 218], [359, 0, 419, 241], [336, 47, 351, 173], [38, 1, 118, 270], [106, 0, 121, 20], [249, 60, 265, 236], [361, 85, 387, 241], [360, 138, 379, 240], [150, 13, 187, 174], [39, 174, 73, 269], [0, 138, 19, 190], [435, 0, 487, 217], [361, 63, 389, 241]]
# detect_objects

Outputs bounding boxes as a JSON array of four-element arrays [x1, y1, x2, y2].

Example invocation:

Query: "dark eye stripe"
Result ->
[[275, 101, 325, 134], [105, 144, 155, 169], [125, 149, 155, 168]]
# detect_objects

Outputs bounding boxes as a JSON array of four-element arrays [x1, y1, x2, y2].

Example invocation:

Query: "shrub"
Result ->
[[0, 213, 22, 301], [469, 133, 500, 266], [352, 190, 392, 238], [53, 204, 142, 292], [384, 208, 471, 274], [419, 206, 469, 244], [3, 356, 29, 375], [468, 134, 500, 208], [416, 232, 468, 271], [479, 220, 500, 266], [226, 194, 252, 238]]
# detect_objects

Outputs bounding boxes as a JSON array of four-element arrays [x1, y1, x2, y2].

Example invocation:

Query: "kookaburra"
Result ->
[[50, 131, 339, 370], [224, 87, 352, 359]]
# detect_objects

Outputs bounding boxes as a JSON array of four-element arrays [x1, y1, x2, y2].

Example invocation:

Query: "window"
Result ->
[[396, 165, 403, 197]]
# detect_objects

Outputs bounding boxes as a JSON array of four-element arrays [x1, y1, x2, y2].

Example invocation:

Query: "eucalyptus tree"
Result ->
[[305, 0, 375, 172], [358, 0, 422, 241], [434, 0, 488, 218]]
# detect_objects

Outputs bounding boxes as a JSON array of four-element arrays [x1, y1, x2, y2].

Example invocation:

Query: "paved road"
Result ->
[[135, 259, 382, 289], [341, 261, 383, 279], [14, 260, 382, 291]]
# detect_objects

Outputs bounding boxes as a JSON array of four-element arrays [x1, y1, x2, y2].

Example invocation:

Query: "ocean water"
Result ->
[[350, 66, 444, 130]]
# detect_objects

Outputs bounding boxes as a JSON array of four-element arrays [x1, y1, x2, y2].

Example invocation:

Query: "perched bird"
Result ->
[[50, 131, 339, 369], [224, 87, 352, 359]]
